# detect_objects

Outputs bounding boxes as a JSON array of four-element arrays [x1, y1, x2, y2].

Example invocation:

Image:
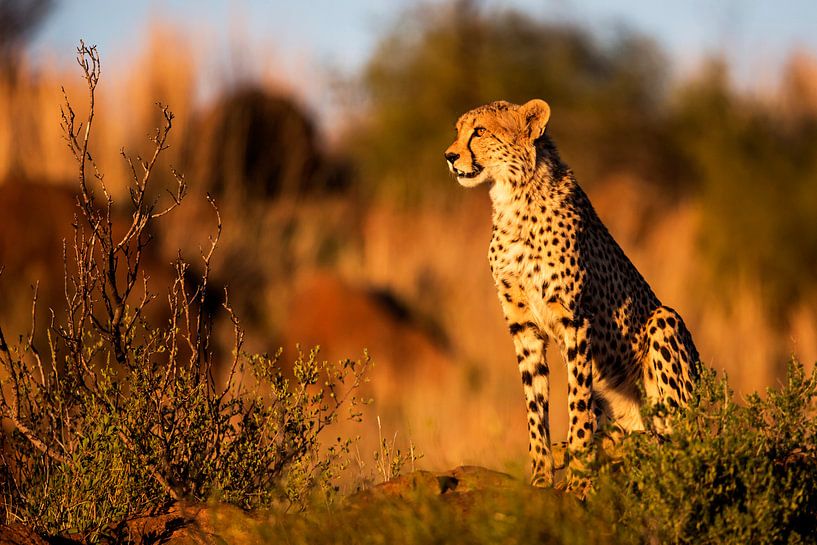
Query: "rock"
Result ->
[[0, 525, 48, 545], [103, 502, 263, 545], [349, 465, 557, 513]]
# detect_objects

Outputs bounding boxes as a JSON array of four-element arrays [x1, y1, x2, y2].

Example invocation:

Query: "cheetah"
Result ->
[[445, 99, 700, 489]]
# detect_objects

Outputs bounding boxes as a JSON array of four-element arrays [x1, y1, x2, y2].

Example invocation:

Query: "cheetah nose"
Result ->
[[445, 152, 459, 165]]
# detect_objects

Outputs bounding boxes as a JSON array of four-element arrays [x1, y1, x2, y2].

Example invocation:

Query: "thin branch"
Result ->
[[4, 411, 68, 465], [26, 283, 45, 387]]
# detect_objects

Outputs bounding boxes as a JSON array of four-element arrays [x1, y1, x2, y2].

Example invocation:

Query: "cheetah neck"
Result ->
[[489, 138, 569, 227]]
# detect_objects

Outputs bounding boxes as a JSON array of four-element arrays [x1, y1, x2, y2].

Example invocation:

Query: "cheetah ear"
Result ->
[[519, 99, 551, 141]]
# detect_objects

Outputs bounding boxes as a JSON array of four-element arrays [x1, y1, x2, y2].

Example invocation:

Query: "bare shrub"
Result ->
[[0, 43, 367, 542]]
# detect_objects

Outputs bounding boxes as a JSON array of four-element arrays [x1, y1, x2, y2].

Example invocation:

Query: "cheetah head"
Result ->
[[444, 99, 551, 188]]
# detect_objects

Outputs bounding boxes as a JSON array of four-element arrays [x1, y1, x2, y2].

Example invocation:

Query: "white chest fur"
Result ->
[[489, 191, 567, 335]]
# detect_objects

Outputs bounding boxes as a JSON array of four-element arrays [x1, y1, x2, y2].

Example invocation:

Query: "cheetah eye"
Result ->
[[474, 127, 486, 137]]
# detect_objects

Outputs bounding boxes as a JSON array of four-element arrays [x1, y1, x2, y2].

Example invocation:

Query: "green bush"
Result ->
[[591, 359, 817, 544]]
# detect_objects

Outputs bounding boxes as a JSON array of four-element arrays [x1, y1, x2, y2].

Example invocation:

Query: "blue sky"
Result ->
[[27, 1, 817, 117]]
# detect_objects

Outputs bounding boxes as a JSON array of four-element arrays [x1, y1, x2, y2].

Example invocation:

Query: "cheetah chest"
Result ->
[[489, 212, 578, 335]]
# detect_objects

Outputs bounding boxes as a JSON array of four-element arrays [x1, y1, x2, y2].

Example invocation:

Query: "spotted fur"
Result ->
[[445, 99, 700, 488]]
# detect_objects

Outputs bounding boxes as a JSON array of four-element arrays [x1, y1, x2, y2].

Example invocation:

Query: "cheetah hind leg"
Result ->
[[642, 306, 699, 432]]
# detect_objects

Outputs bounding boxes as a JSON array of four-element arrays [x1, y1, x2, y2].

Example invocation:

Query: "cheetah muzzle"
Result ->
[[445, 99, 700, 492], [448, 159, 483, 180]]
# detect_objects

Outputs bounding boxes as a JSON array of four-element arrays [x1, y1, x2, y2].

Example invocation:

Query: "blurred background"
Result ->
[[2, 0, 817, 477]]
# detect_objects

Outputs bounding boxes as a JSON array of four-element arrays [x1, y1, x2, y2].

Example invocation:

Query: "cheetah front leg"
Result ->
[[509, 323, 553, 487], [559, 317, 595, 492], [497, 282, 553, 487]]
